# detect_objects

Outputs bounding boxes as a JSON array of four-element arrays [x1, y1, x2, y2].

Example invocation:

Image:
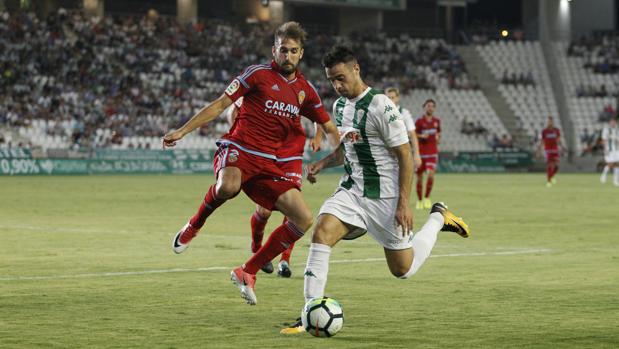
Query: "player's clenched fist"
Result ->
[[162, 130, 184, 148], [304, 163, 322, 184]]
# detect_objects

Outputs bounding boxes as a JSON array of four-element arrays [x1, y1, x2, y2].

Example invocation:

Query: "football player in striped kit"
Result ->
[[281, 46, 470, 334]]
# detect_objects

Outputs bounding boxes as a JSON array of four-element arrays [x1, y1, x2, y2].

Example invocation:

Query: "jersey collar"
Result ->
[[271, 60, 299, 84], [348, 86, 371, 103]]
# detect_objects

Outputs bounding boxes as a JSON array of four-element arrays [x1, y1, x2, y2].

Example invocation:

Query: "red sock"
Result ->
[[546, 165, 552, 182], [280, 242, 295, 263], [416, 174, 423, 200], [279, 217, 294, 262], [242, 221, 304, 274], [552, 165, 559, 178], [189, 185, 226, 229], [425, 176, 434, 198], [250, 211, 269, 253]]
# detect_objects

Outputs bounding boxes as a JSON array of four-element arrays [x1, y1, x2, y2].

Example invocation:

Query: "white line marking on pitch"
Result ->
[[0, 249, 551, 282]]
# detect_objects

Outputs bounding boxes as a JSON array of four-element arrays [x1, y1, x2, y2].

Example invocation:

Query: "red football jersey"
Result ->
[[542, 127, 560, 153], [415, 116, 441, 155], [278, 123, 307, 159], [223, 61, 330, 158], [230, 97, 308, 160]]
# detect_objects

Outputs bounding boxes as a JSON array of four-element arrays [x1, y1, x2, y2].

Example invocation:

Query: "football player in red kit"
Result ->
[[415, 99, 441, 209], [539, 116, 566, 187], [227, 98, 323, 278], [163, 22, 338, 305]]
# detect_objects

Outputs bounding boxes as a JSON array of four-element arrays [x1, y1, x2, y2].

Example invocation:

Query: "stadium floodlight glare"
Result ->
[[501, 30, 509, 37]]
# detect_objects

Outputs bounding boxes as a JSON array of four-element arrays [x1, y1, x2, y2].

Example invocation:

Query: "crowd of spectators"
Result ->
[[598, 104, 616, 122], [568, 35, 619, 97], [0, 9, 478, 150], [460, 117, 488, 137], [568, 35, 619, 74], [501, 69, 535, 86], [575, 83, 612, 98], [488, 133, 514, 152], [0, 10, 271, 149]]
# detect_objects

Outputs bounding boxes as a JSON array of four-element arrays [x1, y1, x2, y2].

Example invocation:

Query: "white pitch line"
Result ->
[[0, 225, 249, 240], [0, 249, 551, 282]]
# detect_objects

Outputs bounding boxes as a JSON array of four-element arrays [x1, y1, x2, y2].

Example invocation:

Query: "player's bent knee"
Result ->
[[297, 215, 314, 232], [215, 182, 241, 199], [311, 228, 336, 246], [256, 205, 272, 218], [287, 212, 313, 232], [396, 267, 416, 279]]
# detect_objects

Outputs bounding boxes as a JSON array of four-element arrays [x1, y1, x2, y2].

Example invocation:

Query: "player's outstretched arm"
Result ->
[[536, 139, 544, 158], [319, 120, 341, 150], [392, 142, 413, 236], [311, 122, 323, 153], [162, 94, 233, 148], [409, 131, 422, 169], [306, 144, 345, 184]]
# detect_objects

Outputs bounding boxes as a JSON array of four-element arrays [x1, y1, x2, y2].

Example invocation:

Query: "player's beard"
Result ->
[[280, 61, 296, 75]]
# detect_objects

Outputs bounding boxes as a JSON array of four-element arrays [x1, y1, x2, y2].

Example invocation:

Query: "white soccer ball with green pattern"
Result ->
[[301, 297, 344, 337]]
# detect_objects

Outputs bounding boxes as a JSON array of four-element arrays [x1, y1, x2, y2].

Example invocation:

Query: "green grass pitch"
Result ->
[[1, 173, 618, 348]]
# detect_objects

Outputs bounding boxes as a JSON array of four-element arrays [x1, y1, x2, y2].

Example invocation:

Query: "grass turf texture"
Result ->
[[1, 173, 618, 348]]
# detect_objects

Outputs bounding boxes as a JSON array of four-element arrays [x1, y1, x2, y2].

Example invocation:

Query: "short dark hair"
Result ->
[[322, 45, 357, 68], [274, 21, 307, 47], [423, 99, 436, 107]]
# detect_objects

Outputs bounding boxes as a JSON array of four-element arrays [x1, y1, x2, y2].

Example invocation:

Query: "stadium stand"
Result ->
[[555, 39, 618, 155], [0, 10, 508, 152], [476, 40, 562, 146], [400, 89, 508, 152]]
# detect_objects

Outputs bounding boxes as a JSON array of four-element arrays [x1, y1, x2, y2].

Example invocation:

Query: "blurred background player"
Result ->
[[539, 116, 566, 187], [386, 87, 422, 170], [163, 22, 338, 305], [600, 117, 619, 185], [415, 99, 441, 209], [226, 98, 324, 277]]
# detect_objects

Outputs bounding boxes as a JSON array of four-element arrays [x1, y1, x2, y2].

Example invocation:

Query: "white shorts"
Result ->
[[604, 151, 619, 164], [318, 188, 414, 250]]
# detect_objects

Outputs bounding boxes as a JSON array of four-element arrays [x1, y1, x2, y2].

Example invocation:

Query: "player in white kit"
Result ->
[[281, 46, 470, 334], [600, 117, 619, 186], [385, 87, 422, 170]]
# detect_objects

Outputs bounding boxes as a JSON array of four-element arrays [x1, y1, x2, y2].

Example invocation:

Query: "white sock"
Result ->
[[304, 243, 332, 303], [614, 167, 619, 184], [401, 212, 444, 279], [601, 165, 609, 182]]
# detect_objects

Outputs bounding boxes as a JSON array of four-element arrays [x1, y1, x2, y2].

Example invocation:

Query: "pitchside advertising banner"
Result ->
[[0, 149, 532, 175], [0, 149, 214, 175]]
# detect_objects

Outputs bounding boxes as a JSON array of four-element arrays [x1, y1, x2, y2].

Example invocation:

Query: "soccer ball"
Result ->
[[301, 297, 344, 337]]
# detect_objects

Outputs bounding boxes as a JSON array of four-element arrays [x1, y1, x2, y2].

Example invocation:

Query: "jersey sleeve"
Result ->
[[300, 81, 331, 124], [437, 118, 442, 133], [401, 108, 415, 132], [224, 65, 263, 102], [415, 118, 422, 134], [373, 95, 409, 148]]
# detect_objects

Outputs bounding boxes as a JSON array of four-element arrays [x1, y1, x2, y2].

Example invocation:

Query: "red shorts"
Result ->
[[278, 159, 303, 187], [545, 151, 559, 163], [213, 143, 300, 211], [418, 154, 438, 173]]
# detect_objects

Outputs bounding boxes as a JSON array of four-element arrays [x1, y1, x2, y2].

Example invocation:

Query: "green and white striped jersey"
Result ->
[[602, 125, 619, 153], [399, 105, 415, 133], [333, 87, 409, 199]]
